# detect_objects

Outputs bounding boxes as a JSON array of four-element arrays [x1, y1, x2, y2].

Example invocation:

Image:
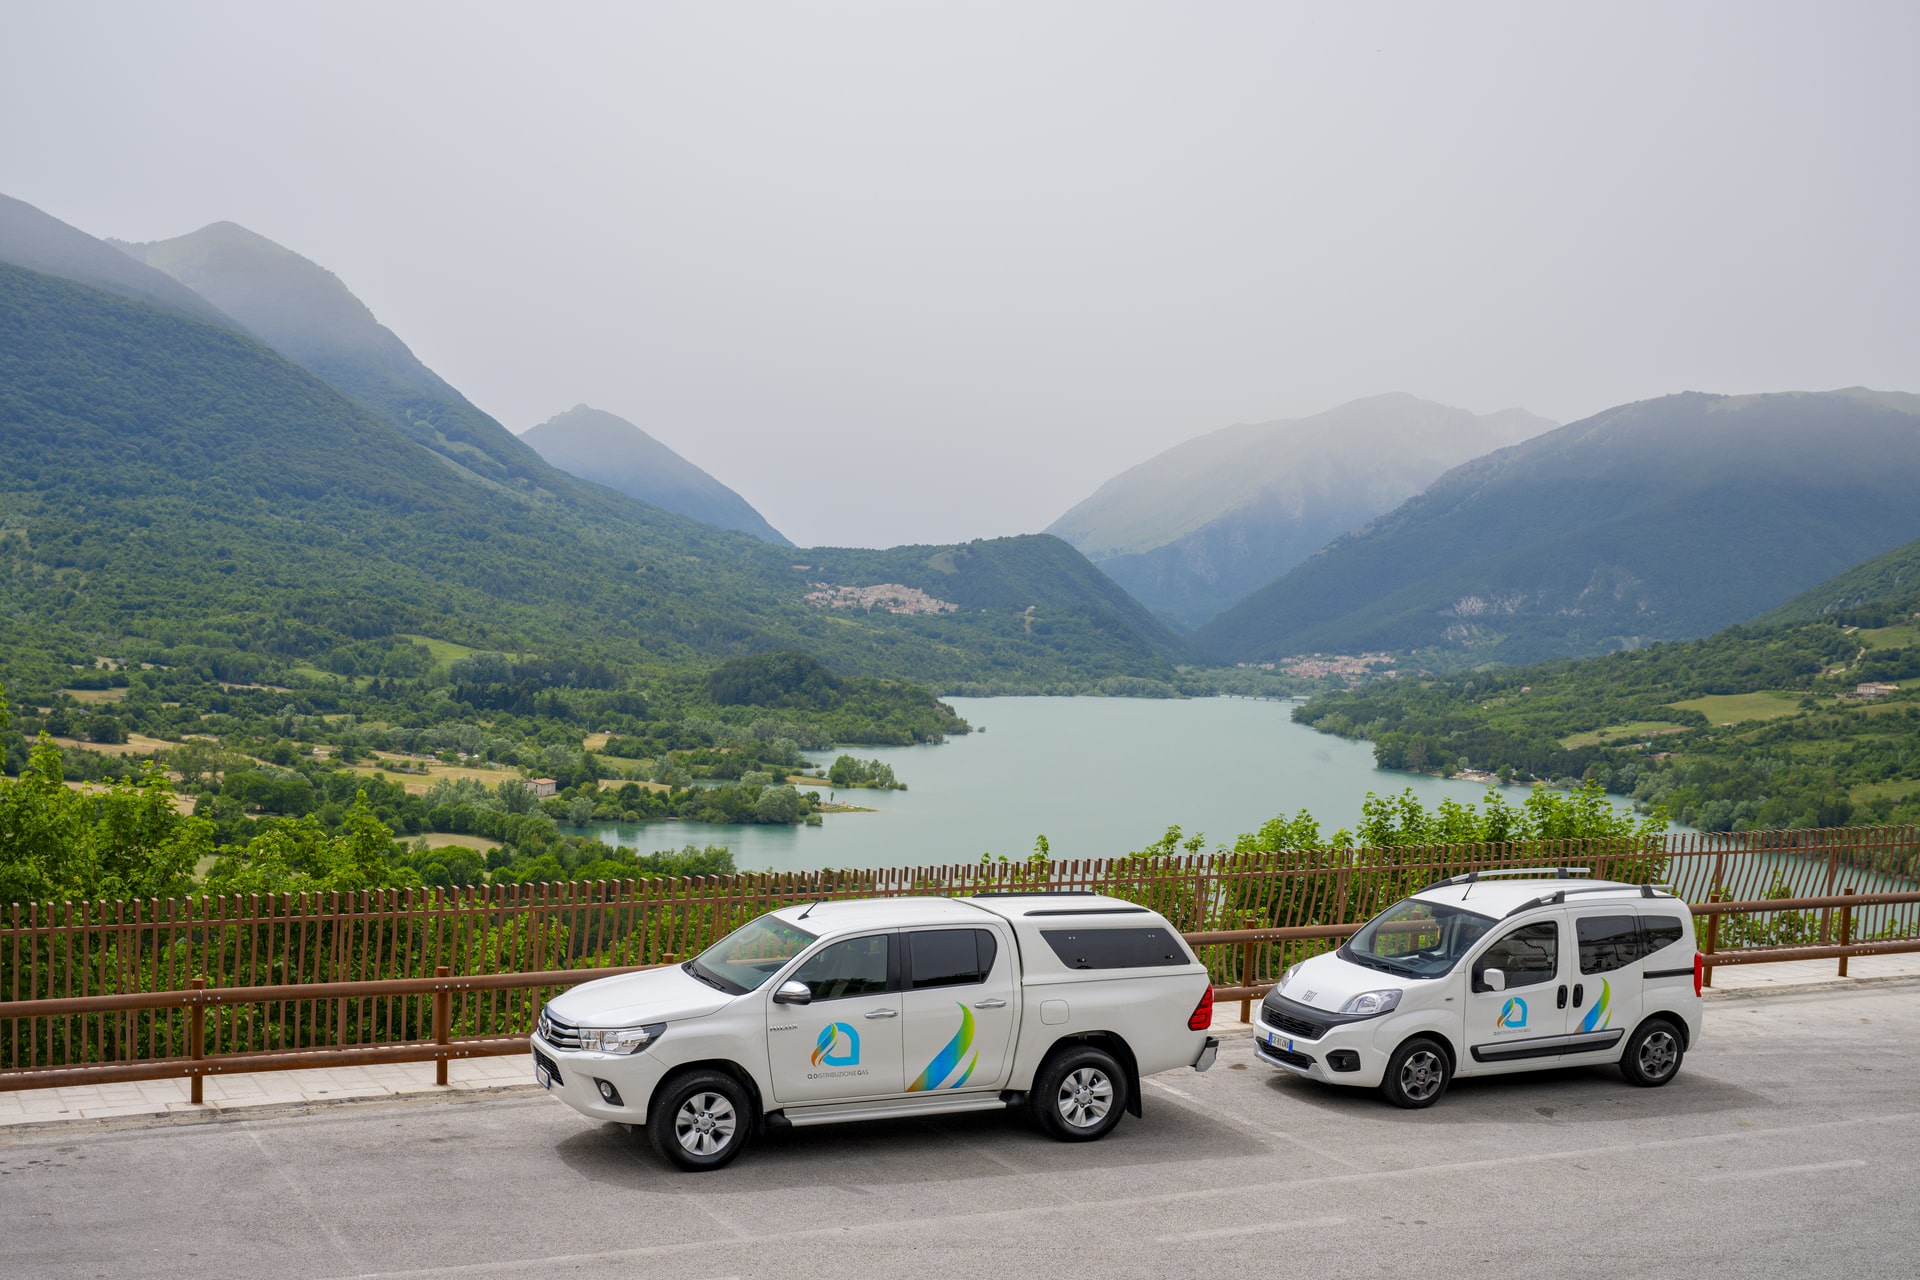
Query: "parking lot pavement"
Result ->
[[3, 979, 1915, 1280]]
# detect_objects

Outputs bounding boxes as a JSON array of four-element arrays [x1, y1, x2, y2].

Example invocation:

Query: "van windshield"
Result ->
[[687, 916, 817, 995], [1340, 898, 1496, 980]]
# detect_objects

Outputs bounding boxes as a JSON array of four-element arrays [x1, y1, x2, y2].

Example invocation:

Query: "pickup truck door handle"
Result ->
[[864, 1009, 899, 1019], [971, 998, 1008, 1009]]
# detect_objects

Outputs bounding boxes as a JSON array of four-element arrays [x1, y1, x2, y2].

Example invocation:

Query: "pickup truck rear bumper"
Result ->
[[1192, 1036, 1219, 1072]]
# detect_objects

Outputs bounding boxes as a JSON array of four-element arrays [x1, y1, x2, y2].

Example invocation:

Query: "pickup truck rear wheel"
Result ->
[[1033, 1045, 1127, 1142], [647, 1069, 752, 1171]]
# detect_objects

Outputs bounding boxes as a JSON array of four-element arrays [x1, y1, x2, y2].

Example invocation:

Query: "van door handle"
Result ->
[[1557, 985, 1568, 1009], [1573, 983, 1585, 1007], [864, 1009, 898, 1019], [972, 998, 1007, 1009]]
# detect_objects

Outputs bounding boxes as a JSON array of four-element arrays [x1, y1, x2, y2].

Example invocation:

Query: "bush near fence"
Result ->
[[3, 825, 1915, 1073]]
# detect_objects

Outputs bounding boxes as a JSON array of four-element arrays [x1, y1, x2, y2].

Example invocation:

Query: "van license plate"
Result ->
[[1267, 1033, 1293, 1053], [535, 1062, 553, 1090]]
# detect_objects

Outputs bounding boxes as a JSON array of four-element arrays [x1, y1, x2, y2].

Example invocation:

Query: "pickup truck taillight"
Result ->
[[1188, 986, 1214, 1031]]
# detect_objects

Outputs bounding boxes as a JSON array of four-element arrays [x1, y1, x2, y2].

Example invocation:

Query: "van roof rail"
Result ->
[[967, 890, 1099, 897], [1422, 866, 1592, 891], [1507, 883, 1680, 916]]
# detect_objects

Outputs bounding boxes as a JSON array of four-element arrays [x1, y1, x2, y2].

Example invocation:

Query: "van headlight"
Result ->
[[1339, 990, 1402, 1016], [1281, 963, 1303, 988], [581, 1023, 666, 1055]]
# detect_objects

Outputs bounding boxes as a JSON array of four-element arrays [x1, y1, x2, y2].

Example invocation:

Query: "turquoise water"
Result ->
[[571, 695, 1652, 873]]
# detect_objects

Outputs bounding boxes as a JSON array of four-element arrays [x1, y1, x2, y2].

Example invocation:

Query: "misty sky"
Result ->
[[4, 3, 1917, 548]]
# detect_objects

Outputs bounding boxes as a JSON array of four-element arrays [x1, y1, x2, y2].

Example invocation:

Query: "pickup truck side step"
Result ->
[[774, 1093, 1015, 1129]]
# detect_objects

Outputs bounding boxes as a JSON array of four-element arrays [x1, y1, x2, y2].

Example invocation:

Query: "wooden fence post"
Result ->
[[433, 965, 451, 1086], [1703, 911, 1719, 988], [188, 977, 206, 1105], [1239, 916, 1256, 1024], [1838, 888, 1854, 978]]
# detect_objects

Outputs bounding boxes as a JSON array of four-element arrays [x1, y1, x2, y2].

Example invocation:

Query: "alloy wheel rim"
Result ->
[[1640, 1031, 1678, 1079], [1057, 1066, 1113, 1128], [1401, 1050, 1444, 1101], [675, 1091, 738, 1155]]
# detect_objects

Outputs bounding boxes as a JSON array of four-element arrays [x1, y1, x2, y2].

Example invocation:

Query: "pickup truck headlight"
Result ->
[[580, 1023, 667, 1055], [1339, 989, 1402, 1016]]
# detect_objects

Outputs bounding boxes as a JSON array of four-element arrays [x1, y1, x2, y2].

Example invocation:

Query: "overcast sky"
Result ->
[[4, 3, 1916, 548]]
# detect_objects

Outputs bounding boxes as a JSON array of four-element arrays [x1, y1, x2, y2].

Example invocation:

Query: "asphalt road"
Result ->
[[4, 981, 1916, 1280]]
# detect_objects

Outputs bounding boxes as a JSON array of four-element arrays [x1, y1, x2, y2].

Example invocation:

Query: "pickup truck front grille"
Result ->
[[537, 1010, 583, 1050]]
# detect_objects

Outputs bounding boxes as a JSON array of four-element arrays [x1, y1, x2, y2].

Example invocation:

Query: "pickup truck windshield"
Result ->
[[689, 916, 818, 995], [1340, 898, 1496, 980]]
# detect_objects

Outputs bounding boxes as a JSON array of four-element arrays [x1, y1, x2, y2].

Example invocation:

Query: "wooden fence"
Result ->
[[4, 825, 1916, 1075]]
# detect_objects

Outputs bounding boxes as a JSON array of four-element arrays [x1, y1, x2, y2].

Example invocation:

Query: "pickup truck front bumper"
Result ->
[[1192, 1036, 1219, 1072]]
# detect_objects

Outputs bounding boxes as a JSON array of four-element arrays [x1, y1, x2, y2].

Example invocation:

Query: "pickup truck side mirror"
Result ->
[[772, 980, 812, 1005], [1480, 967, 1507, 993]]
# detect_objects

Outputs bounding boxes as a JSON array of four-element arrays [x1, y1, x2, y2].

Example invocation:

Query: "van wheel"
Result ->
[[1033, 1045, 1127, 1142], [647, 1070, 752, 1171], [1620, 1019, 1685, 1087], [1381, 1037, 1451, 1109]]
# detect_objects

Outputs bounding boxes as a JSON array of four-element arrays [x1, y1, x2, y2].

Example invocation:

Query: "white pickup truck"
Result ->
[[532, 893, 1220, 1169]]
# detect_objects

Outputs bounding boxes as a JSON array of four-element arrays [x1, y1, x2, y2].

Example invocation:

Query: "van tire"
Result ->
[[1032, 1045, 1128, 1142], [1620, 1018, 1685, 1088], [1380, 1037, 1451, 1109], [647, 1069, 753, 1171]]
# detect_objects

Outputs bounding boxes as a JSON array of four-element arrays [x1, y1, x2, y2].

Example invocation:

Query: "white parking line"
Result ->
[[1156, 1215, 1346, 1243], [1698, 1159, 1867, 1183]]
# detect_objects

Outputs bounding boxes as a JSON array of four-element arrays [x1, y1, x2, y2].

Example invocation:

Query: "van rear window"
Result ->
[[1041, 927, 1187, 970]]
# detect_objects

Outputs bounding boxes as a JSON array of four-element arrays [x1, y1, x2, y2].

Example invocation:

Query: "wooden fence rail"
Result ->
[[3, 825, 1915, 1076]]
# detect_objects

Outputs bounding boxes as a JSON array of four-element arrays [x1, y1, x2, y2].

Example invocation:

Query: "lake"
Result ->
[[570, 695, 1651, 873]]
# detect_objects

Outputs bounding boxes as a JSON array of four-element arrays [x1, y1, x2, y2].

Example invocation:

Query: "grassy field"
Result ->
[[396, 634, 521, 677], [341, 756, 517, 795], [1855, 623, 1920, 650], [414, 832, 502, 853], [49, 733, 177, 757], [1668, 691, 1806, 724], [1559, 720, 1692, 748], [1850, 778, 1920, 804], [59, 687, 128, 704]]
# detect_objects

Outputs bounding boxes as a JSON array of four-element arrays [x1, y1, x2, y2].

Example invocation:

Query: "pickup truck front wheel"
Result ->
[[1033, 1045, 1127, 1142], [648, 1069, 752, 1171]]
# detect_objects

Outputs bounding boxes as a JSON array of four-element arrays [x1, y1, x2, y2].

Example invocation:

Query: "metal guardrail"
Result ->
[[4, 890, 1916, 1097]]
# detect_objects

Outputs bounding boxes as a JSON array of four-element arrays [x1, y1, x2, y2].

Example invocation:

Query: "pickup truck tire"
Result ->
[[1380, 1036, 1450, 1109], [647, 1069, 752, 1171], [1619, 1018, 1685, 1088], [1033, 1045, 1128, 1142]]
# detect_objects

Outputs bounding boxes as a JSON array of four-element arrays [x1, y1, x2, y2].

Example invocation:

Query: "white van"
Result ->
[[532, 893, 1219, 1168], [1254, 870, 1703, 1107]]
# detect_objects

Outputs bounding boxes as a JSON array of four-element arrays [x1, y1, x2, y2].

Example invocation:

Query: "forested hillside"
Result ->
[[1292, 597, 1920, 831], [1198, 389, 1920, 665]]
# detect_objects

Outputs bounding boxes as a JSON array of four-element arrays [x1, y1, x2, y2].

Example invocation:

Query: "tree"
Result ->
[[752, 785, 803, 824]]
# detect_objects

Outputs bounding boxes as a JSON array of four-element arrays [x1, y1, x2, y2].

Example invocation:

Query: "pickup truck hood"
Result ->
[[547, 964, 733, 1027], [1275, 952, 1417, 1014]]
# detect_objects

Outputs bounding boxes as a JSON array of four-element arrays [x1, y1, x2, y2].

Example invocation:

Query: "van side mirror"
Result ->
[[772, 980, 812, 1005], [1481, 968, 1506, 993]]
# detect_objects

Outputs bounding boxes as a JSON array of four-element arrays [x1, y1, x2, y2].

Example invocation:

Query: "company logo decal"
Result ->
[[908, 1003, 979, 1092], [1497, 996, 1528, 1029], [1579, 980, 1612, 1034], [811, 1022, 861, 1067]]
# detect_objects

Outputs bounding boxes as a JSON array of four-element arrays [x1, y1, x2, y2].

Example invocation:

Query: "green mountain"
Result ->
[[111, 220, 565, 495], [1047, 394, 1553, 628], [1758, 533, 1920, 624], [1197, 389, 1920, 665], [521, 404, 790, 545], [0, 257, 1188, 694], [0, 193, 235, 329]]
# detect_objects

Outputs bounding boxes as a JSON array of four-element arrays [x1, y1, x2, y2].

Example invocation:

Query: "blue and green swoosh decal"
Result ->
[[908, 1003, 978, 1091], [1579, 979, 1612, 1033]]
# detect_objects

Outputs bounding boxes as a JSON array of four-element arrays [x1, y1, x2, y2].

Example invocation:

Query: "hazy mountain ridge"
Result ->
[[1196, 389, 1920, 664], [0, 252, 1190, 691], [1047, 394, 1554, 628], [1759, 529, 1920, 623], [521, 405, 790, 545], [0, 193, 237, 330]]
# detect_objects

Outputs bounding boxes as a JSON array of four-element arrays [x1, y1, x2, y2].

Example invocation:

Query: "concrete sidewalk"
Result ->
[[4, 951, 1915, 1131]]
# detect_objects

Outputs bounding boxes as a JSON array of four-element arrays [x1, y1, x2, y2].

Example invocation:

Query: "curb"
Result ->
[[0, 1081, 543, 1138], [1703, 971, 1920, 1002]]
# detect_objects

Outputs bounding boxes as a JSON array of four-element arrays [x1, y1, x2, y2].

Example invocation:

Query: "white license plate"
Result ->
[[1267, 1032, 1293, 1052], [535, 1062, 553, 1090]]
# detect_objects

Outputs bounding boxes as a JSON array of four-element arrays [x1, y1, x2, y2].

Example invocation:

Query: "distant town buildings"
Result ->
[[1853, 682, 1900, 700], [804, 583, 959, 616], [1238, 652, 1398, 684]]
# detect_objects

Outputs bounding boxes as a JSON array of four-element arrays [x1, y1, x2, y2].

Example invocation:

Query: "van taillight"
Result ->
[[1693, 951, 1704, 997], [1188, 986, 1214, 1031]]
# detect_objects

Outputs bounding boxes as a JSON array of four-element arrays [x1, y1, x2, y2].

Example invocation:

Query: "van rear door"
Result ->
[[1559, 910, 1645, 1062]]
